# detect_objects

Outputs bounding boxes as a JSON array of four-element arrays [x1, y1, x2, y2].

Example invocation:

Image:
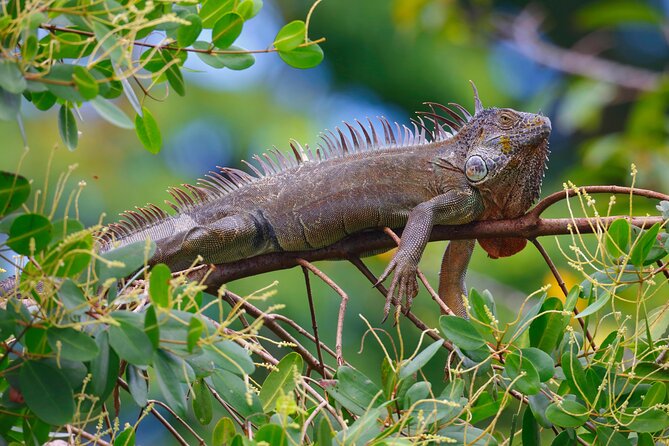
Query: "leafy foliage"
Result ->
[[0, 0, 324, 152], [1, 167, 669, 444]]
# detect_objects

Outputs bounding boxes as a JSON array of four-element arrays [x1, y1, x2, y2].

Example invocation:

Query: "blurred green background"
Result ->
[[1, 0, 668, 441]]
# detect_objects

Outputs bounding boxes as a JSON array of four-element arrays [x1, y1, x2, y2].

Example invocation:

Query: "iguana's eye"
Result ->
[[498, 112, 518, 129], [465, 155, 487, 182]]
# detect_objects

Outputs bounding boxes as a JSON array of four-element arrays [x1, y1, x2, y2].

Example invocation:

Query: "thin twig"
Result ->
[[224, 291, 331, 378], [531, 239, 596, 350], [296, 259, 348, 366], [302, 265, 326, 372]]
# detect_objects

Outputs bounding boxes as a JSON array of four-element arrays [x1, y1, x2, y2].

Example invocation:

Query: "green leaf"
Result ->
[[278, 43, 324, 69], [200, 0, 234, 28], [192, 42, 255, 70], [90, 97, 133, 129], [72, 65, 99, 100], [437, 424, 498, 446], [561, 349, 596, 404], [212, 417, 236, 445], [255, 424, 287, 446], [165, 63, 185, 96], [642, 381, 666, 407], [22, 34, 38, 60], [126, 364, 148, 407], [144, 304, 160, 349], [399, 339, 442, 379], [0, 60, 26, 94], [108, 315, 154, 366], [439, 315, 486, 350], [551, 430, 577, 446], [31, 91, 57, 111], [469, 288, 496, 326], [509, 293, 546, 341], [114, 427, 136, 446], [89, 330, 120, 401], [316, 417, 333, 446], [595, 426, 631, 446], [621, 408, 669, 432], [149, 263, 170, 307], [135, 106, 162, 154], [326, 366, 382, 416], [504, 351, 541, 395], [576, 291, 611, 319], [631, 223, 661, 266], [96, 239, 156, 282], [212, 12, 244, 49], [44, 64, 83, 102], [336, 406, 383, 446], [192, 379, 213, 425], [529, 297, 568, 353], [7, 213, 52, 255], [522, 406, 540, 446], [58, 279, 88, 314], [259, 352, 303, 412], [154, 349, 187, 415], [468, 391, 500, 424], [528, 392, 552, 428], [404, 381, 430, 409], [237, 0, 262, 19], [606, 218, 630, 257], [0, 171, 30, 217], [47, 327, 99, 361], [58, 104, 78, 150], [177, 14, 203, 47], [520, 348, 554, 382], [211, 369, 263, 417], [273, 20, 306, 52], [20, 361, 75, 425], [187, 316, 204, 352], [545, 398, 589, 428], [206, 339, 255, 375], [0, 88, 21, 121], [564, 285, 580, 312]]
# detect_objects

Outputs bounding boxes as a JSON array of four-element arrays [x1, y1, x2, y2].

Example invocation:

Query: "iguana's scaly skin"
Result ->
[[100, 84, 551, 317]]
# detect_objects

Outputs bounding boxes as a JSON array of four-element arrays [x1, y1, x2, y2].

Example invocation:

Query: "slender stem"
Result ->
[[296, 258, 348, 366], [301, 265, 325, 370]]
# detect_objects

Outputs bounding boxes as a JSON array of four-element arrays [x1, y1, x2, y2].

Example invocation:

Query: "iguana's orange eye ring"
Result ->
[[465, 155, 488, 183]]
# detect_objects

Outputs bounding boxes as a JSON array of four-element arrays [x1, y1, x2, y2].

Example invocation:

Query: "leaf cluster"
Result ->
[[0, 0, 324, 152]]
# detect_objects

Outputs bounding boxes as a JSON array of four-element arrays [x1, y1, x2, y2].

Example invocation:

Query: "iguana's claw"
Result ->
[[377, 256, 419, 321]]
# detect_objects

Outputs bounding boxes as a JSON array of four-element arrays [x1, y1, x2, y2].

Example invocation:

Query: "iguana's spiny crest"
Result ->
[[100, 92, 479, 247]]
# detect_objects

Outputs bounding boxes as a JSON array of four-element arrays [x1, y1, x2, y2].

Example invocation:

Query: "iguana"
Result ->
[[99, 83, 551, 317]]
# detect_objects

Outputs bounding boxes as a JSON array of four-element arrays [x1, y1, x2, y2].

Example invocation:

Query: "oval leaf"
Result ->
[[20, 360, 75, 425], [192, 379, 213, 425], [154, 349, 187, 415], [7, 213, 52, 255], [149, 263, 170, 307], [135, 106, 162, 153], [90, 97, 134, 129], [439, 315, 486, 350], [58, 104, 78, 150], [47, 327, 99, 361], [177, 14, 203, 48], [273, 20, 305, 52], [259, 352, 303, 412], [399, 339, 442, 379], [212, 12, 244, 49], [0, 171, 30, 217], [108, 317, 154, 366], [278, 43, 324, 69], [545, 399, 589, 428], [505, 351, 541, 395]]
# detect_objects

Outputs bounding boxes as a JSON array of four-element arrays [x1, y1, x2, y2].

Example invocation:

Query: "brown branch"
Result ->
[[500, 10, 661, 92], [191, 214, 664, 289]]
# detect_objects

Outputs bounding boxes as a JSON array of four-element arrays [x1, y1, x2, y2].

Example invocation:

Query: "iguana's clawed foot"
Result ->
[[376, 255, 419, 321]]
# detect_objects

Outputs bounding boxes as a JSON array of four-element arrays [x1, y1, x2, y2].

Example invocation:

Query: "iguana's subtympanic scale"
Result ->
[[100, 83, 551, 317]]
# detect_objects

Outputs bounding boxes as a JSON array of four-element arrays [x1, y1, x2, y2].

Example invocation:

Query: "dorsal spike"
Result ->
[[470, 80, 484, 114], [336, 127, 350, 154], [355, 119, 372, 148], [416, 111, 458, 133], [252, 154, 272, 176], [367, 118, 380, 146], [262, 153, 281, 173], [448, 102, 472, 121], [241, 159, 264, 177], [424, 101, 466, 127], [344, 121, 361, 151]]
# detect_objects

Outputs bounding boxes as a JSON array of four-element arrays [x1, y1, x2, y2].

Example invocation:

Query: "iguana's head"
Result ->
[[457, 82, 551, 218], [448, 82, 551, 258]]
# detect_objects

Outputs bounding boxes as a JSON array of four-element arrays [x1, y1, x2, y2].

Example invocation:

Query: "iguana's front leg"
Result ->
[[377, 188, 483, 317], [439, 239, 475, 317]]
